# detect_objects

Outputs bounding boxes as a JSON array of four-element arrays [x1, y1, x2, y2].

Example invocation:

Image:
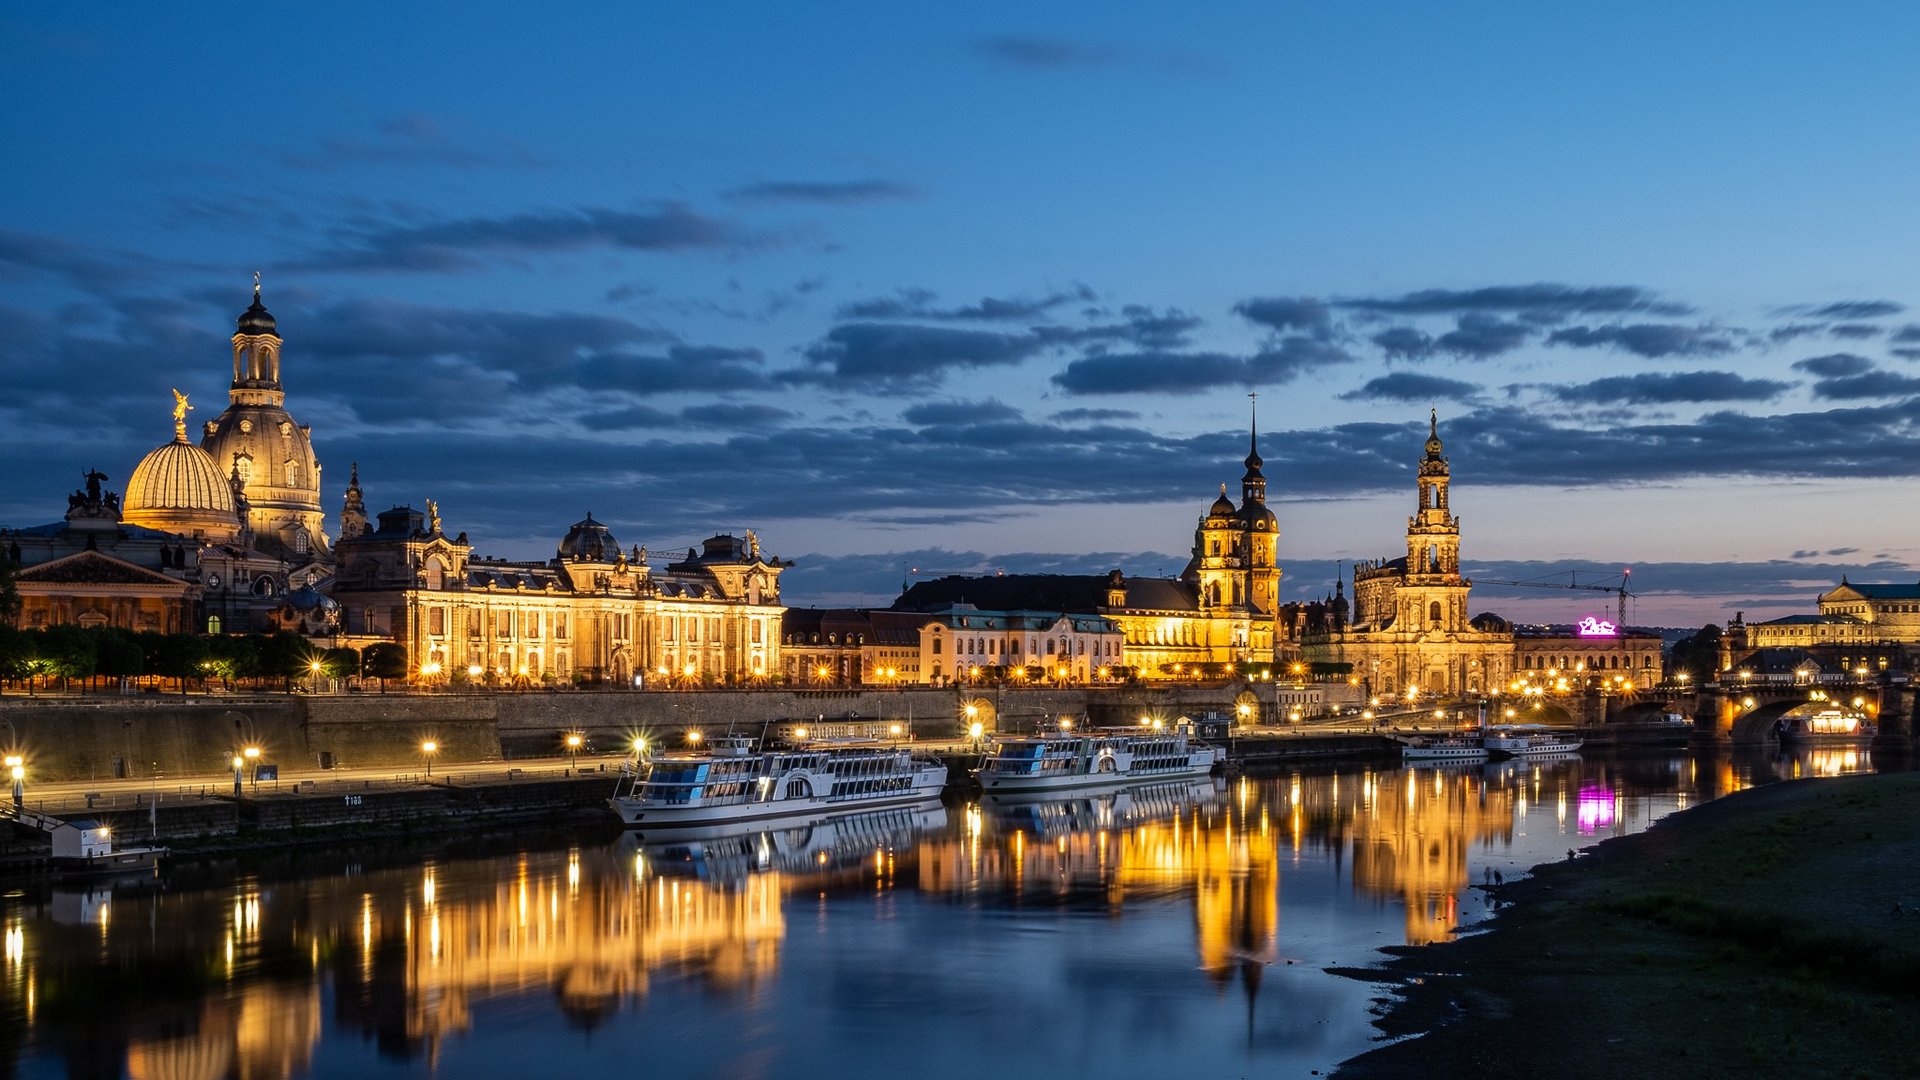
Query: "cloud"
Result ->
[[304, 203, 745, 272], [1433, 313, 1532, 359], [679, 402, 796, 427], [1548, 371, 1791, 405], [0, 228, 176, 289], [836, 286, 1093, 321], [1829, 323, 1883, 340], [1544, 323, 1739, 358], [1232, 296, 1334, 337], [281, 114, 547, 171], [799, 323, 1049, 385], [1891, 325, 1920, 344], [903, 400, 1025, 426], [1336, 284, 1689, 320], [579, 404, 677, 431], [1339, 373, 1482, 403], [1809, 371, 1920, 400], [723, 179, 920, 204], [1050, 337, 1353, 395], [1051, 407, 1140, 422], [1781, 300, 1905, 320], [1370, 326, 1434, 359], [974, 35, 1120, 68], [1791, 352, 1874, 378], [1769, 323, 1826, 343]]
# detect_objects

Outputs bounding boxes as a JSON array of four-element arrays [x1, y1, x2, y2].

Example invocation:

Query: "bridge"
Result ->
[[1677, 674, 1917, 748]]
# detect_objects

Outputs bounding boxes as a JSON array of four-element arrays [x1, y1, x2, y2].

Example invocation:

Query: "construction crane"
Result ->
[[1472, 569, 1634, 628]]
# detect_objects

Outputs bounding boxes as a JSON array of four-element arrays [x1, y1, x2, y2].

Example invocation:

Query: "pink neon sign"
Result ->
[[1576, 616, 1617, 638]]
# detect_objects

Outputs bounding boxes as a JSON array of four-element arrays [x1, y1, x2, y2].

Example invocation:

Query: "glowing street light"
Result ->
[[5, 754, 23, 808], [421, 739, 439, 776], [564, 732, 584, 771], [230, 754, 245, 796]]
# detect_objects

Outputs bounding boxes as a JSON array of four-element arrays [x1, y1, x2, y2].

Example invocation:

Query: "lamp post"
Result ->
[[5, 754, 22, 808], [243, 745, 260, 790], [231, 754, 244, 797], [308, 659, 323, 695], [565, 732, 583, 773], [422, 739, 438, 777]]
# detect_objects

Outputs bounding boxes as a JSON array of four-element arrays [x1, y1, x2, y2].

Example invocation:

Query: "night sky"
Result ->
[[6, 4, 1919, 627]]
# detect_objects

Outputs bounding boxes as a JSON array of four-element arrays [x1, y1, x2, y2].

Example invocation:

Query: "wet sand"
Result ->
[[1335, 770, 1920, 1079]]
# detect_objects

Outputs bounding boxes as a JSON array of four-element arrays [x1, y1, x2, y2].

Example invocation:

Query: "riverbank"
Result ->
[[1336, 771, 1920, 1079]]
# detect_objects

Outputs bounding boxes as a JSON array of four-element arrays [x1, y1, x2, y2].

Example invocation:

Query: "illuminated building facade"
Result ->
[[332, 493, 785, 685], [1302, 413, 1515, 698], [1720, 579, 1920, 676]]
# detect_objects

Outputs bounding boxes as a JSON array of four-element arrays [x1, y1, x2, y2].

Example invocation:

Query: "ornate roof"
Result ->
[[15, 550, 188, 587]]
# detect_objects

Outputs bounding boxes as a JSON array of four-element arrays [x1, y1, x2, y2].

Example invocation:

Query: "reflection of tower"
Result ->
[[1346, 766, 1516, 944]]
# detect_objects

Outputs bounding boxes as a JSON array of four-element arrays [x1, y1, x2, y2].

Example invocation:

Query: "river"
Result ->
[[0, 744, 1885, 1079]]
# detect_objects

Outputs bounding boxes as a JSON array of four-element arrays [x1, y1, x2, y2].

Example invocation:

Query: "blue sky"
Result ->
[[6, 3, 1920, 626]]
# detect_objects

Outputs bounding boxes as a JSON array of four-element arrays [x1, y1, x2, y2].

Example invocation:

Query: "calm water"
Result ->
[[0, 745, 1885, 1080]]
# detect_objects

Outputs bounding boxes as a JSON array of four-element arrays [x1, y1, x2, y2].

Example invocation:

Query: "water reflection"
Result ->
[[0, 749, 1888, 1078]]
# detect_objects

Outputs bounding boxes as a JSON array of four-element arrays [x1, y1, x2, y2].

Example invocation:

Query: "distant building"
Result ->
[[1512, 624, 1664, 687]]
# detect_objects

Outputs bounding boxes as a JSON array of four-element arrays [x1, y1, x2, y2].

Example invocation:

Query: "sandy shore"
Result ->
[[1335, 770, 1920, 1079]]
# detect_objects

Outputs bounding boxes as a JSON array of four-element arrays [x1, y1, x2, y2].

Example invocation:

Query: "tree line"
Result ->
[[0, 625, 407, 695]]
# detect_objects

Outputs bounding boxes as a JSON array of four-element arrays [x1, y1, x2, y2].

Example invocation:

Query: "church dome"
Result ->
[[558, 513, 619, 561], [236, 286, 279, 338], [124, 420, 239, 540], [1208, 486, 1235, 517]]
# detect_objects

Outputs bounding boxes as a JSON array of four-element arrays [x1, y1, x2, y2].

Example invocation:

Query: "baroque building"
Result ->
[[1720, 578, 1920, 676], [881, 414, 1286, 682], [331, 481, 786, 685], [1301, 413, 1514, 698]]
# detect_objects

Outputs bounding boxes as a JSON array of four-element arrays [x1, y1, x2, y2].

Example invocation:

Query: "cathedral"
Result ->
[[2, 283, 788, 684], [1300, 413, 1515, 698]]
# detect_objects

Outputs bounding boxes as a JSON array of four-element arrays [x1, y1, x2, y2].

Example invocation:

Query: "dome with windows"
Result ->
[[558, 513, 620, 561]]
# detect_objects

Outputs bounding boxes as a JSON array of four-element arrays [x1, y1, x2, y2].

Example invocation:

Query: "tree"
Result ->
[[362, 642, 408, 689], [322, 646, 361, 681], [87, 627, 144, 692], [257, 631, 314, 693], [150, 634, 209, 694], [204, 634, 260, 689], [0, 625, 31, 686], [40, 625, 97, 691], [1668, 624, 1722, 681]]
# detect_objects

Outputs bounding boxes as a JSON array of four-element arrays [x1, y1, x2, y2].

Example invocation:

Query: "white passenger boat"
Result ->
[[1399, 734, 1489, 763], [976, 730, 1222, 794], [610, 737, 948, 829], [1482, 728, 1584, 759]]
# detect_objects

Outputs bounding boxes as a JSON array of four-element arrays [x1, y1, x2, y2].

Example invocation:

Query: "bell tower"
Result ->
[[1401, 410, 1469, 631]]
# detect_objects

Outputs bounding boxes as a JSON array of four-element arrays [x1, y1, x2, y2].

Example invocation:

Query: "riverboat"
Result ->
[[1776, 707, 1875, 745], [975, 729, 1222, 794], [1482, 729, 1584, 759], [1398, 734, 1489, 763], [610, 737, 948, 829]]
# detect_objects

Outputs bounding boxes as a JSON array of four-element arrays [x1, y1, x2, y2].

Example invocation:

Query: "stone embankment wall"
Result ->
[[1, 682, 1279, 782]]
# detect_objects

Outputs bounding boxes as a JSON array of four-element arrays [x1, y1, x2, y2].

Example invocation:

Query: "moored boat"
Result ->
[[1399, 734, 1489, 763], [1482, 728, 1584, 759], [976, 729, 1222, 794], [610, 737, 948, 829], [1776, 706, 1875, 745]]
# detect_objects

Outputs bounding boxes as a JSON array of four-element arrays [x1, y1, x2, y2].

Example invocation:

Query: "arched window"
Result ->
[[1429, 601, 1442, 624], [932, 638, 943, 655]]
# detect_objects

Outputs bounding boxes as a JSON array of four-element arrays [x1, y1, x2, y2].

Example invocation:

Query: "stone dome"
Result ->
[[124, 427, 239, 539], [1470, 611, 1511, 634], [1208, 486, 1235, 517], [558, 513, 620, 561]]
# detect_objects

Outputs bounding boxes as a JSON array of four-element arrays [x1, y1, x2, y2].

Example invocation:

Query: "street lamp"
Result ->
[[565, 732, 583, 771], [421, 739, 438, 777], [231, 754, 245, 797], [308, 659, 323, 694], [5, 754, 22, 808], [243, 746, 260, 790]]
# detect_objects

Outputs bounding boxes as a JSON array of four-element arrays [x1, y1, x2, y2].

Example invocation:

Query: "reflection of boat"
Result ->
[[1399, 734, 1488, 762], [976, 730, 1222, 793], [1777, 707, 1875, 745], [1482, 728, 1583, 759], [620, 804, 948, 883], [980, 779, 1223, 836], [610, 738, 948, 828]]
